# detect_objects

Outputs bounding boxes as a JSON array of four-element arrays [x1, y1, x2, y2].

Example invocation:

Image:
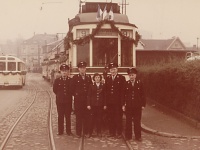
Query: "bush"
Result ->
[[138, 60, 200, 121]]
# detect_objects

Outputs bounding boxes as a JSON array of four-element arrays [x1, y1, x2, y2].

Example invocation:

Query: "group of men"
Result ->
[[53, 61, 146, 141]]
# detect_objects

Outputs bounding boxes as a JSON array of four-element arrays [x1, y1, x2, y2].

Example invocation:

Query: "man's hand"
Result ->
[[87, 106, 91, 110], [122, 105, 126, 112]]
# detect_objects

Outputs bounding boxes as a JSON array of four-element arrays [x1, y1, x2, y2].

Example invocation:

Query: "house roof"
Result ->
[[138, 37, 186, 50], [24, 34, 57, 45]]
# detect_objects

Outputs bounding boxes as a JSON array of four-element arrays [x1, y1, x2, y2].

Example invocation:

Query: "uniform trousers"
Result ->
[[56, 102, 71, 134], [74, 98, 90, 136], [88, 106, 103, 135], [125, 107, 142, 139], [107, 104, 123, 136]]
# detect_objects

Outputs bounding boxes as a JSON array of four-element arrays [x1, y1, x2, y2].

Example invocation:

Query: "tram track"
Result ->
[[0, 81, 56, 150]]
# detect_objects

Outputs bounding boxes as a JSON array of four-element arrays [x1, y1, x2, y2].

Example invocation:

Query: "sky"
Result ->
[[0, 0, 200, 46]]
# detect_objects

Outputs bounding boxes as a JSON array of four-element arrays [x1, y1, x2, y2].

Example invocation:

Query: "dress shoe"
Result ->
[[125, 137, 132, 141], [67, 132, 73, 136], [75, 134, 81, 138], [107, 134, 115, 138], [135, 138, 142, 142], [85, 134, 91, 138], [97, 133, 102, 138], [57, 132, 63, 135], [116, 134, 122, 139]]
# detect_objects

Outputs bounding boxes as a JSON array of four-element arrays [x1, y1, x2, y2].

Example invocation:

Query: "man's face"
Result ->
[[61, 70, 69, 76], [129, 73, 136, 81], [110, 67, 118, 76], [78, 67, 86, 74]]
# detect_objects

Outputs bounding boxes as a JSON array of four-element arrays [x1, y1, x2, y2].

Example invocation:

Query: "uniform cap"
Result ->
[[77, 61, 87, 68], [127, 67, 137, 74], [60, 64, 69, 71], [108, 62, 118, 69]]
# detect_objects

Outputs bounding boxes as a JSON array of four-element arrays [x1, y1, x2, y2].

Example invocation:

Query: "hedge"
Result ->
[[138, 60, 200, 121]]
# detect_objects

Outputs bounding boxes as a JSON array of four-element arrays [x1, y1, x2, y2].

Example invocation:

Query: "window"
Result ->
[[121, 40, 133, 66], [8, 62, 16, 71], [0, 62, 6, 71], [77, 43, 90, 66], [92, 38, 118, 66], [18, 62, 21, 71]]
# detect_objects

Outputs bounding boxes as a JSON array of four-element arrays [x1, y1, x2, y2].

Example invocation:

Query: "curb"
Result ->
[[141, 123, 200, 139]]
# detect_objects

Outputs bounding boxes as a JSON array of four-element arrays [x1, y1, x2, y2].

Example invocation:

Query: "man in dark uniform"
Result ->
[[122, 67, 146, 141], [71, 61, 92, 138], [105, 62, 126, 138], [53, 64, 73, 136]]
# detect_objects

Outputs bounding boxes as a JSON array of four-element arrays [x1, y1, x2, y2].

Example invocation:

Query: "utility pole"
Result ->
[[79, 0, 85, 13], [197, 37, 199, 51], [119, 0, 129, 14]]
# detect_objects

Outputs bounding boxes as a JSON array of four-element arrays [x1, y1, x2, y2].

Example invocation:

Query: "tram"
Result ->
[[42, 1, 140, 78], [0, 55, 27, 88]]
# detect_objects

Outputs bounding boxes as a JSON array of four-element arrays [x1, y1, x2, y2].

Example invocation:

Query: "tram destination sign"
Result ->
[[94, 29, 118, 37], [76, 29, 133, 39]]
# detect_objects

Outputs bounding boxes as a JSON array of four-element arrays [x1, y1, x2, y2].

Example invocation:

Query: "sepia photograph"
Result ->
[[0, 0, 200, 149]]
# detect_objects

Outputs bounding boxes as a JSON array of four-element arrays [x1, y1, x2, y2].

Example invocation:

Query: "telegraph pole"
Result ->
[[119, 0, 129, 14]]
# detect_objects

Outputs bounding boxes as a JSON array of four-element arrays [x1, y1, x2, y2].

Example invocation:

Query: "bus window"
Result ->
[[8, 62, 16, 71], [18, 62, 21, 71], [0, 62, 6, 71]]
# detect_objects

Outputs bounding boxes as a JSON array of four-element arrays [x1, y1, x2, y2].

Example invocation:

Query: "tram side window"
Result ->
[[0, 62, 6, 71], [8, 62, 16, 71]]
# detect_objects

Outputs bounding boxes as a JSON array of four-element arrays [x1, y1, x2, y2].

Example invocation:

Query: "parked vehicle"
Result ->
[[0, 55, 27, 88]]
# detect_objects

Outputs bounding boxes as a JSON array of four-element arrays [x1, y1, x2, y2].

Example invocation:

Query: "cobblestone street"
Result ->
[[0, 73, 200, 150]]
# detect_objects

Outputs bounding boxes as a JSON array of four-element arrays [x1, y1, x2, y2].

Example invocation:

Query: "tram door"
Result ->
[[93, 38, 118, 66]]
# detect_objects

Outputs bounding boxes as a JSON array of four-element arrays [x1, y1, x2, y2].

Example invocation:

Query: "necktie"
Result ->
[[112, 76, 115, 81]]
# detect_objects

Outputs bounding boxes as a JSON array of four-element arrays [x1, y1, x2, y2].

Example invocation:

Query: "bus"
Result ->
[[0, 55, 27, 88]]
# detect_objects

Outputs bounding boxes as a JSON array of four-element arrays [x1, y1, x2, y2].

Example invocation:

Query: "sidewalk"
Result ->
[[141, 101, 200, 139]]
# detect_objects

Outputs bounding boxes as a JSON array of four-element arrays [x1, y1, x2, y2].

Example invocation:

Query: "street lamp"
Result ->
[[197, 37, 199, 50]]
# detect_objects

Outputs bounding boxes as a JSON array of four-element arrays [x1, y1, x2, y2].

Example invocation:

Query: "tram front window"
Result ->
[[93, 38, 118, 67], [121, 40, 133, 66]]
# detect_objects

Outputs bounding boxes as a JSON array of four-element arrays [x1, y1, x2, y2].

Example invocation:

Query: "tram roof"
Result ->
[[69, 13, 137, 28]]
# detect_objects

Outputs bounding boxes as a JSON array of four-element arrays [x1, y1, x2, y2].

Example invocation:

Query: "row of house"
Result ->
[[17, 34, 198, 71]]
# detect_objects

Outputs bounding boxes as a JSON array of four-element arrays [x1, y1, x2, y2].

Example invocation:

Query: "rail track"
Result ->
[[0, 81, 55, 150]]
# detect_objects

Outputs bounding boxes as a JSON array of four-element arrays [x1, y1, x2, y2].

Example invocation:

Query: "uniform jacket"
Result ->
[[105, 74, 126, 105], [53, 76, 72, 104], [87, 83, 106, 107], [71, 74, 92, 98], [122, 79, 146, 108]]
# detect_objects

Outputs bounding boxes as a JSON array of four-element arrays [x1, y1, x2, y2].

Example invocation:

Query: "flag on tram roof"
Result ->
[[96, 4, 102, 21], [108, 6, 114, 20], [102, 5, 108, 20]]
